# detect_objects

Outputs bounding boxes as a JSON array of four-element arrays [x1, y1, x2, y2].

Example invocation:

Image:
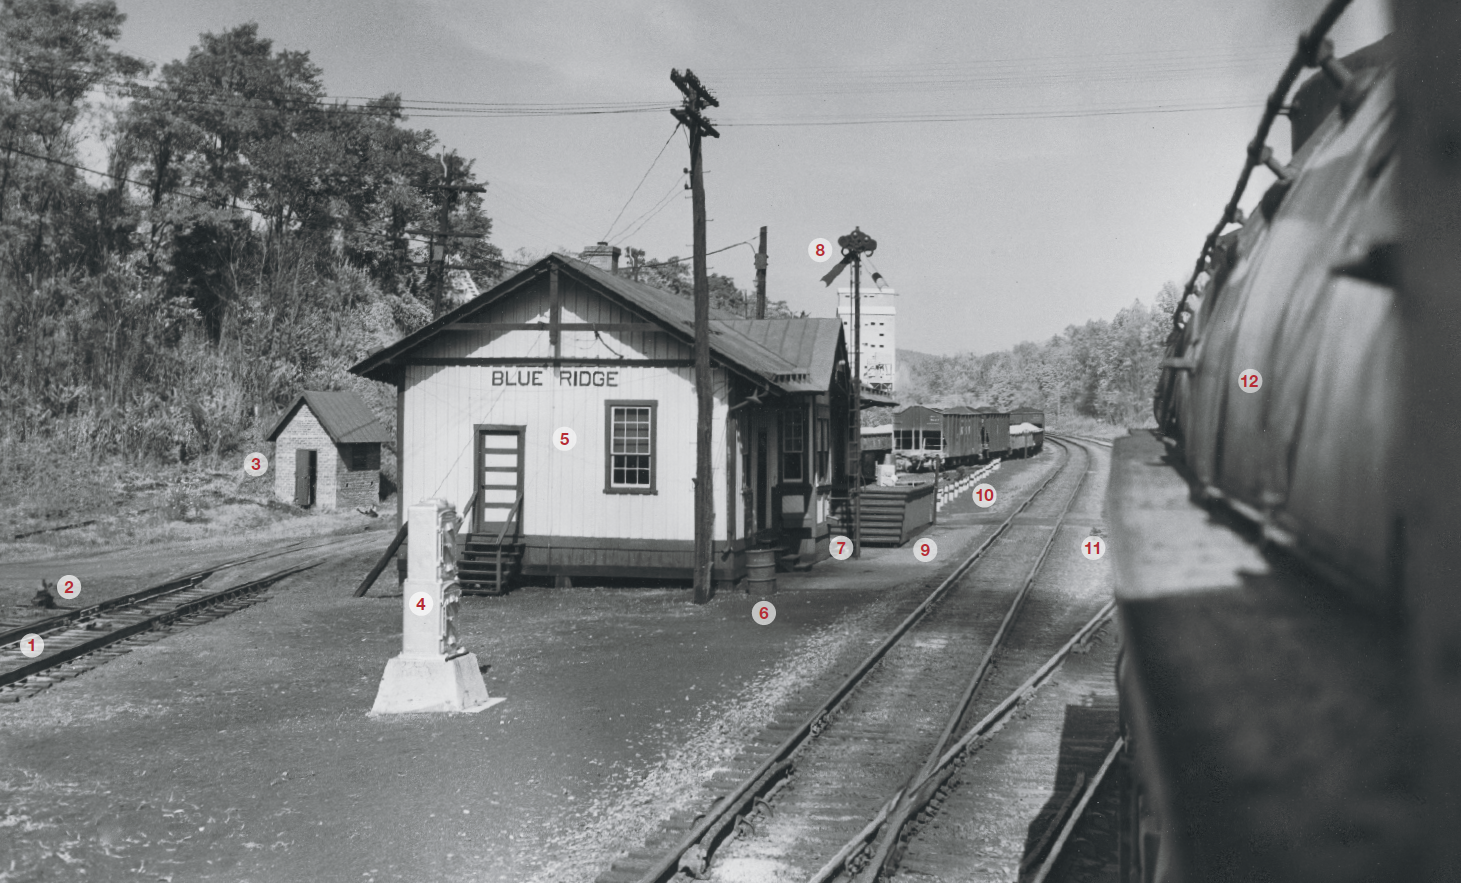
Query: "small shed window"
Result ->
[[350, 445, 368, 471], [606, 401, 657, 494], [782, 411, 805, 482]]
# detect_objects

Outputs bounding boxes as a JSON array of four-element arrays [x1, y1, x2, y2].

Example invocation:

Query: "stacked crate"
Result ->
[[827, 483, 935, 547]]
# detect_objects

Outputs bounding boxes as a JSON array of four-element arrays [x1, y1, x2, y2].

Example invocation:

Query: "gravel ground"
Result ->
[[0, 454, 1059, 883]]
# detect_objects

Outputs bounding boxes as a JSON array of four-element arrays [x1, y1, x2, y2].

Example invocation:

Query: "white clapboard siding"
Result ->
[[402, 363, 730, 541], [413, 278, 694, 363], [397, 268, 749, 544]]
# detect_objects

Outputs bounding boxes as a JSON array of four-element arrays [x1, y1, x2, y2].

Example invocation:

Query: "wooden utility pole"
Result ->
[[671, 68, 720, 604], [755, 225, 768, 319], [418, 157, 486, 317]]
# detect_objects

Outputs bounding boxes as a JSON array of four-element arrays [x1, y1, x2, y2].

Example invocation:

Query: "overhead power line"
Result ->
[[2, 42, 1292, 124], [610, 172, 687, 245], [0, 57, 672, 118], [719, 99, 1266, 127], [602, 122, 683, 241], [2, 143, 504, 258]]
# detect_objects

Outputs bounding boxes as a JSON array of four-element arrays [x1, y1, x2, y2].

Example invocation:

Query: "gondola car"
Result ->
[[1112, 15, 1440, 881], [1008, 405, 1044, 455]]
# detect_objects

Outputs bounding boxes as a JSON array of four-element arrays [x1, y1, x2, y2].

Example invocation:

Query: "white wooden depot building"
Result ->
[[350, 246, 879, 590]]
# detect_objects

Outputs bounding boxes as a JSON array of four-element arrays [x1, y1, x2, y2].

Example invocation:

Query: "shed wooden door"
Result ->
[[294, 449, 317, 507], [475, 427, 524, 537]]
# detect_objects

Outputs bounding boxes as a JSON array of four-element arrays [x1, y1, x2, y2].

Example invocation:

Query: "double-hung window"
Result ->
[[782, 410, 806, 482], [606, 401, 657, 493]]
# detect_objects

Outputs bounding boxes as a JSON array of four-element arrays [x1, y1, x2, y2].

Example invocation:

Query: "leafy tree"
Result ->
[[0, 11, 501, 470], [0, 0, 146, 274], [901, 284, 1180, 426], [622, 246, 797, 318]]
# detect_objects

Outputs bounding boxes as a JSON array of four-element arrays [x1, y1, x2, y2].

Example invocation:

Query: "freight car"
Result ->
[[972, 408, 1010, 460], [940, 405, 985, 463], [891, 403, 1038, 468], [891, 405, 943, 470], [1111, 8, 1446, 880], [1007, 405, 1044, 455]]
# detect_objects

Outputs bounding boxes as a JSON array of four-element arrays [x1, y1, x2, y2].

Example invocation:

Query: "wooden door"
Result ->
[[475, 427, 524, 537], [294, 448, 316, 507]]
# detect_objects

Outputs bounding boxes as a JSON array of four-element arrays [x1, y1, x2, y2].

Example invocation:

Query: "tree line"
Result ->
[[0, 0, 772, 476], [897, 283, 1180, 427]]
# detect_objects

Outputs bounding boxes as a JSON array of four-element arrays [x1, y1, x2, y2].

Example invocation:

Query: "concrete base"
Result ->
[[369, 652, 505, 715]]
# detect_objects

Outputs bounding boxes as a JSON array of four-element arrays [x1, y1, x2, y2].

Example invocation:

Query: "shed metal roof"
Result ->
[[715, 318, 844, 392], [266, 390, 389, 444]]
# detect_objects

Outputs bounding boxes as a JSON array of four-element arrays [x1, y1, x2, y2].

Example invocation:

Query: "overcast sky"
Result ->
[[111, 0, 1391, 355]]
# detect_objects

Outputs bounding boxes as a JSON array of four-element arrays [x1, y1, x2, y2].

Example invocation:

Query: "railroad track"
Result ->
[[603, 437, 1114, 883], [1047, 431, 1114, 449], [877, 618, 1122, 883], [0, 533, 370, 703]]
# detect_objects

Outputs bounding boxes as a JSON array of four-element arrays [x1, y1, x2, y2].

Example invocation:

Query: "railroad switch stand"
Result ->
[[370, 499, 504, 715]]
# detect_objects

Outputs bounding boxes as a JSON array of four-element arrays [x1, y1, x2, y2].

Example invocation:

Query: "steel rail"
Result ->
[[0, 559, 323, 689], [0, 573, 210, 649], [1, 532, 366, 648], [1027, 736, 1125, 883], [809, 599, 1117, 883], [851, 439, 1097, 881], [632, 437, 1082, 883], [1047, 430, 1114, 448]]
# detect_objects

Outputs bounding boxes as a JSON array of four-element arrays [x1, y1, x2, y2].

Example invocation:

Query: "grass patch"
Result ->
[[0, 437, 391, 563]]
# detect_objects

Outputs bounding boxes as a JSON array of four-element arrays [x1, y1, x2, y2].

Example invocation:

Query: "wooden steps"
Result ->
[[457, 534, 523, 595]]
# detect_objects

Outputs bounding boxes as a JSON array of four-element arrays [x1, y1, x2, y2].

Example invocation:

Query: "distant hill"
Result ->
[[898, 349, 938, 370]]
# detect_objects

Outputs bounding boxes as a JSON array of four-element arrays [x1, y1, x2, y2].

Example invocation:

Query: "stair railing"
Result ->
[[453, 488, 481, 535], [492, 494, 524, 592]]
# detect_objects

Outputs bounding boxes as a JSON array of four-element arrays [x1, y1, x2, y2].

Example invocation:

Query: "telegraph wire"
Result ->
[[610, 172, 688, 245], [1, 43, 1290, 124], [2, 142, 272, 219], [602, 122, 683, 242], [719, 99, 1265, 127], [2, 142, 519, 274]]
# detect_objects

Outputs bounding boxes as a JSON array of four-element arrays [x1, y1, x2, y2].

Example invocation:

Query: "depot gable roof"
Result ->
[[348, 255, 809, 388]]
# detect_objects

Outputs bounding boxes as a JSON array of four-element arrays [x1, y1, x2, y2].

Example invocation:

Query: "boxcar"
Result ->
[[974, 409, 1011, 457], [941, 405, 983, 464], [892, 405, 943, 457]]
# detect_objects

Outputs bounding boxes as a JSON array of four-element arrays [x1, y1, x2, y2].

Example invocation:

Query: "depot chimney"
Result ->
[[578, 241, 621, 275]]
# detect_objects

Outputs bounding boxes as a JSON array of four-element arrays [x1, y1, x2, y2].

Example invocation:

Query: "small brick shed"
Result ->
[[266, 390, 389, 512]]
